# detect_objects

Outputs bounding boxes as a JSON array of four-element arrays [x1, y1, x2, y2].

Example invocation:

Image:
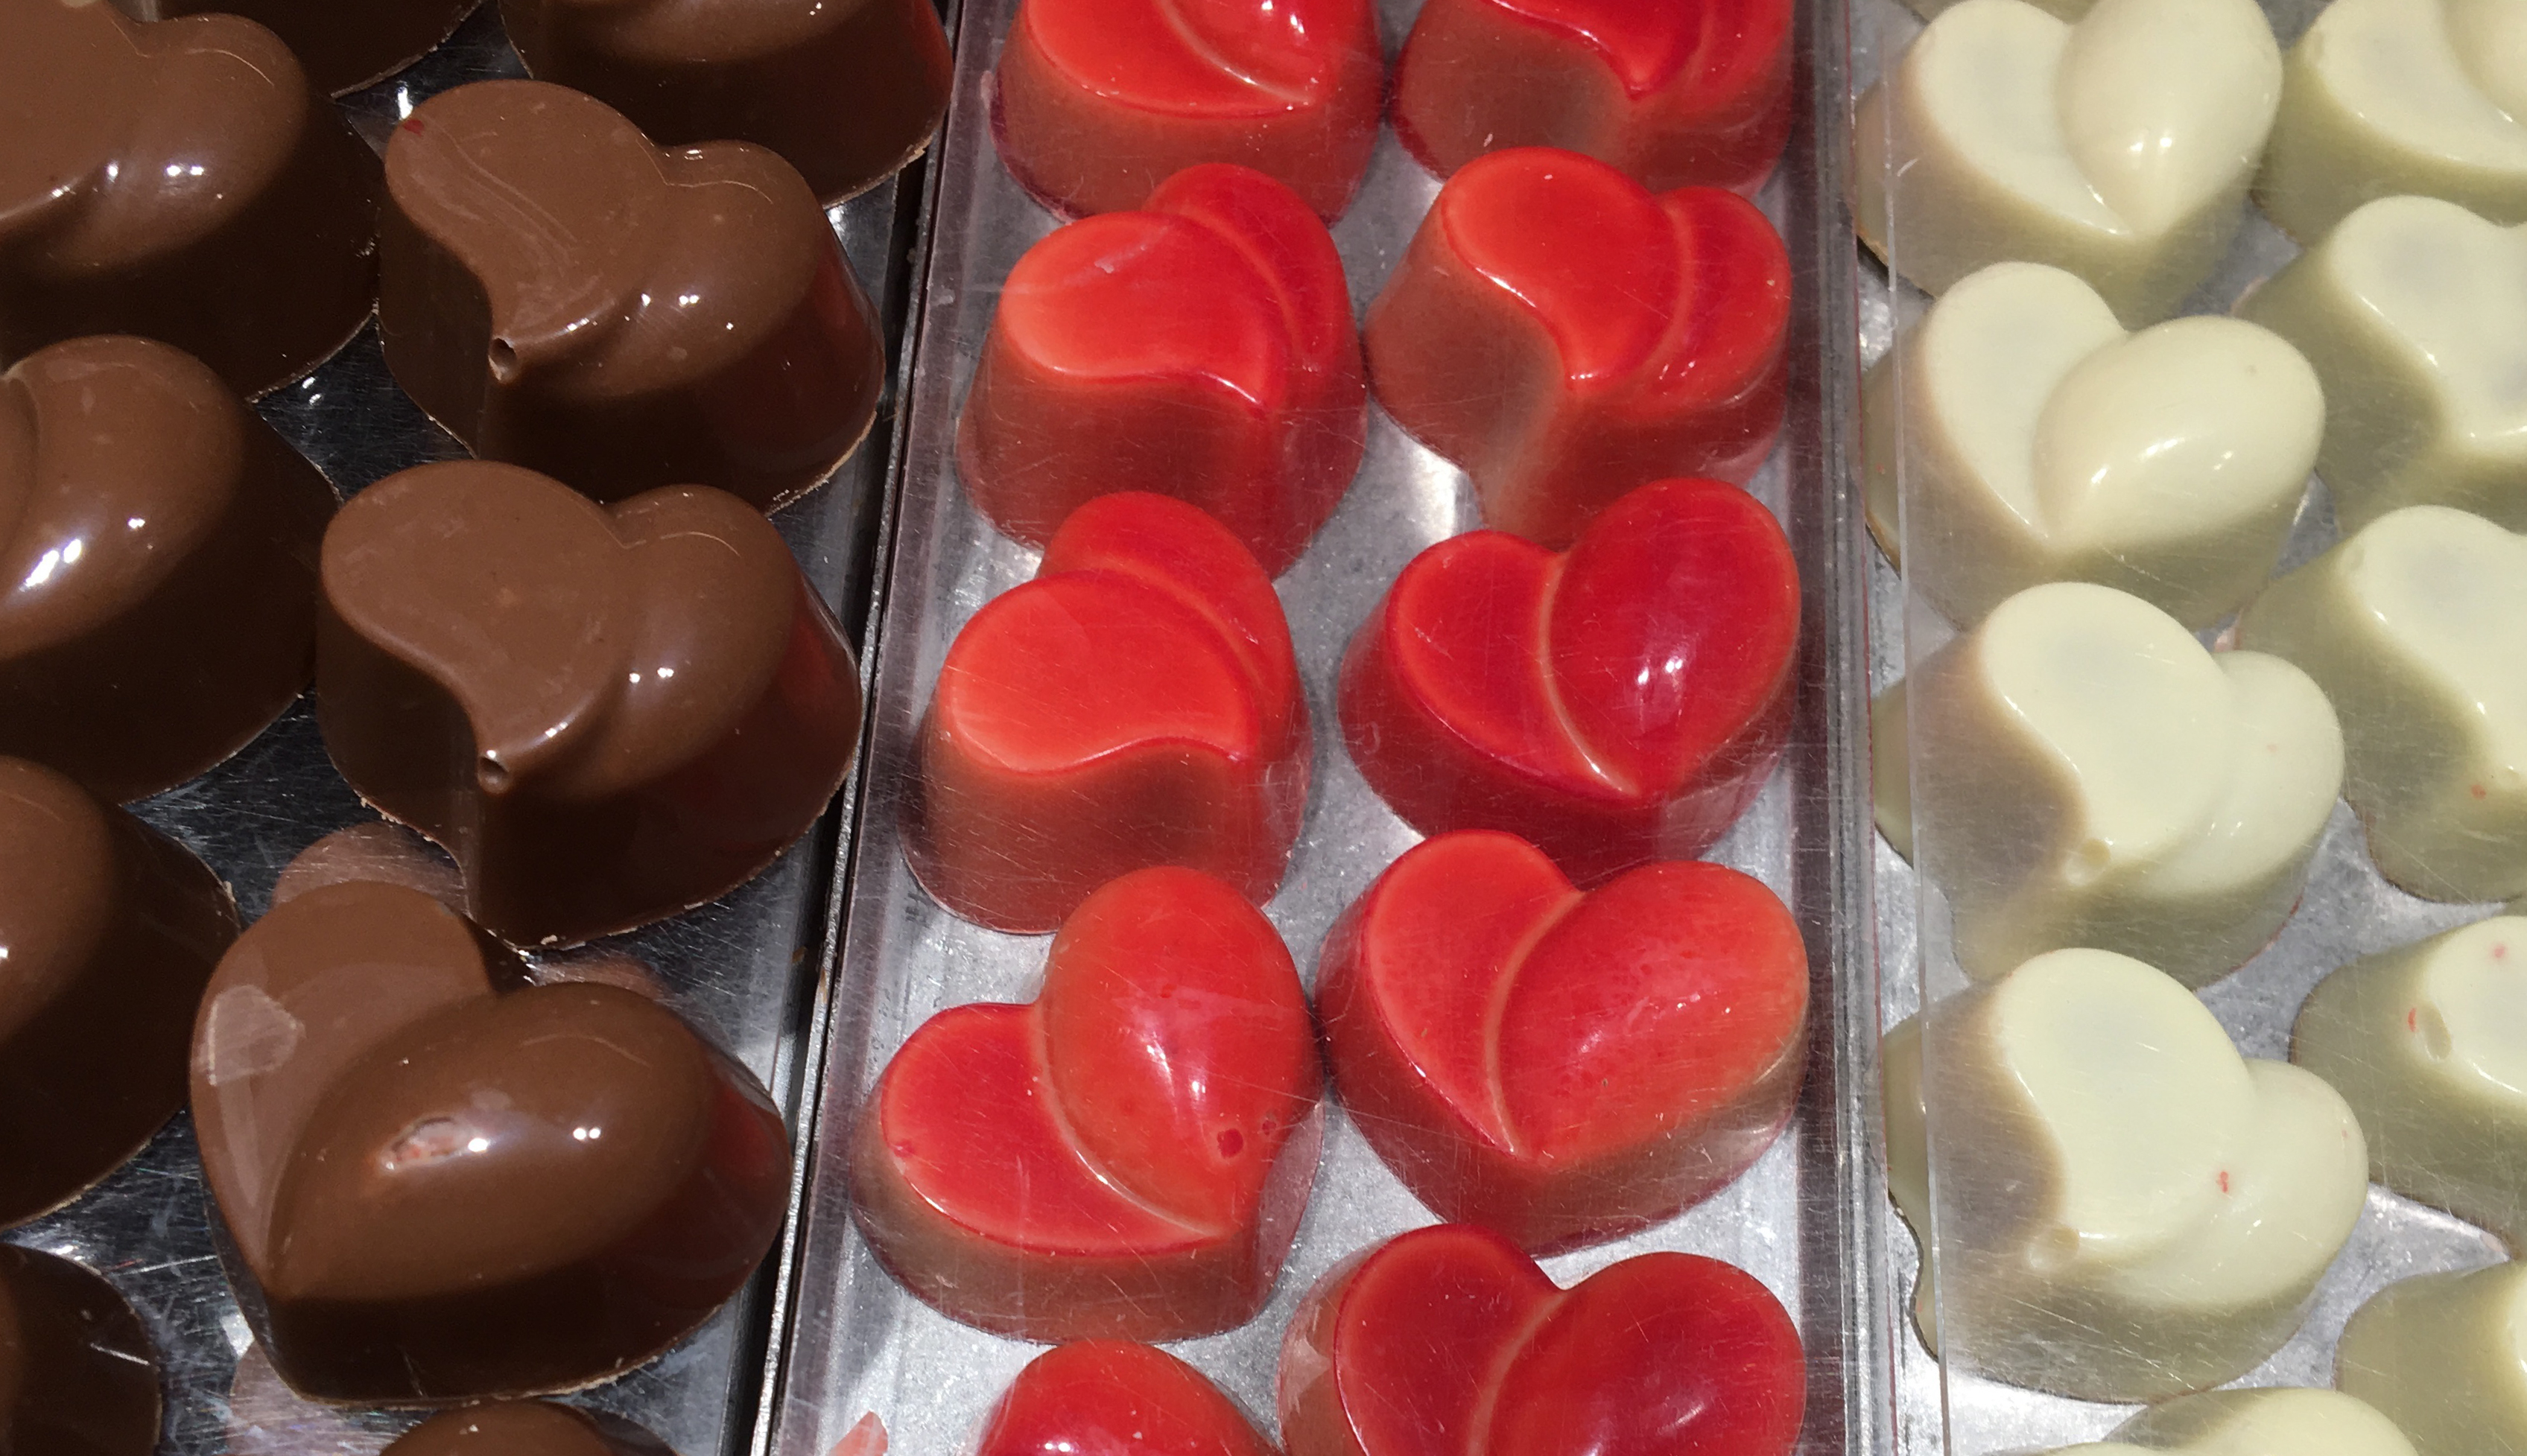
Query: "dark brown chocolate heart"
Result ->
[[0, 1244, 161, 1452], [190, 876, 791, 1403], [0, 335, 337, 802], [314, 460, 862, 947], [0, 1, 379, 397], [0, 755, 237, 1229], [501, 0, 952, 204], [117, 0, 483, 96], [384, 1401, 676, 1456], [380, 80, 882, 512]]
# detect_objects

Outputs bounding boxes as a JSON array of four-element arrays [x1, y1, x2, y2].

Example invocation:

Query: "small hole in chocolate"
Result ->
[[488, 337, 520, 382], [478, 754, 512, 792]]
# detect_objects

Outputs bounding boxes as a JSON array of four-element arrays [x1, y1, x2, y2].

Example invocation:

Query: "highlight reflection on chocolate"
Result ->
[[118, 0, 483, 96], [0, 756, 238, 1230], [190, 877, 792, 1403], [380, 80, 882, 512], [0, 1244, 162, 1451], [501, 0, 952, 204], [315, 461, 862, 947], [0, 336, 337, 803], [0, 1, 379, 398], [385, 1401, 676, 1456]]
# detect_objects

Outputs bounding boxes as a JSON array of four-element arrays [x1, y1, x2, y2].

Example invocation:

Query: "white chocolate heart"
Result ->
[[2048, 1389, 2418, 1456], [2238, 504, 2527, 902], [2296, 915, 2527, 1242], [1867, 261, 2322, 626], [2241, 197, 2527, 533], [2340, 1263, 2527, 1456], [2256, 0, 2527, 245], [1876, 581, 2344, 984], [1884, 949, 2368, 1402], [1855, 0, 2281, 325]]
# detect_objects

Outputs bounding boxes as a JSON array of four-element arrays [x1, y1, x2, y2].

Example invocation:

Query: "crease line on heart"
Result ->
[[1481, 887, 1588, 1157], [1533, 558, 1637, 797], [1459, 1282, 1568, 1456], [1024, 1006, 1223, 1241]]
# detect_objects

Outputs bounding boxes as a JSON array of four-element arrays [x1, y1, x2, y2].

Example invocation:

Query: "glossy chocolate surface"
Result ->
[[386, 1400, 676, 1456], [0, 1244, 162, 1452], [118, 0, 483, 95], [501, 0, 951, 203], [0, 1, 379, 398], [0, 336, 337, 803], [0, 756, 237, 1230], [380, 80, 881, 512], [191, 874, 792, 1403], [316, 460, 861, 946]]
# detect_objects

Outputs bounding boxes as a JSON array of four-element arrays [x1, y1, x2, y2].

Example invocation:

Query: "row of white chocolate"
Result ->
[[1859, 0, 2527, 325]]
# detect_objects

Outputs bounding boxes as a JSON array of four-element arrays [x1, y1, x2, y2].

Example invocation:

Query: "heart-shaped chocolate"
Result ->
[[0, 0, 379, 396], [1856, 0, 2281, 325], [500, 0, 954, 204], [1393, 0, 1795, 193], [909, 492, 1308, 933], [0, 334, 337, 802], [1339, 477, 1798, 885], [1866, 261, 2322, 627], [992, 0, 1383, 219], [132, 0, 480, 95], [978, 1343, 1277, 1456], [1318, 831, 1807, 1253], [1277, 1224, 1804, 1456], [381, 80, 883, 512], [854, 867, 1321, 1342], [959, 164, 1366, 576], [1365, 147, 1789, 544], [0, 755, 237, 1229], [0, 1244, 161, 1453], [316, 460, 862, 947], [2242, 196, 2527, 533], [190, 873, 791, 1403], [384, 1400, 674, 1456]]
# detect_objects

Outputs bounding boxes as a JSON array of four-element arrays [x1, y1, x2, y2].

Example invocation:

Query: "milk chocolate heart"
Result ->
[[501, 0, 954, 203], [959, 165, 1366, 576], [190, 875, 791, 1403], [0, 0, 379, 397], [0, 755, 237, 1229], [1277, 1224, 1804, 1456], [381, 80, 883, 512], [124, 0, 480, 95], [384, 1401, 675, 1456], [0, 1244, 161, 1453], [993, 0, 1383, 219], [978, 1344, 1278, 1456], [316, 460, 862, 947], [1340, 477, 1798, 885], [0, 334, 337, 802], [854, 867, 1321, 1342], [1364, 147, 1789, 545], [1393, 0, 1795, 193], [908, 492, 1308, 933], [1317, 832, 1807, 1253]]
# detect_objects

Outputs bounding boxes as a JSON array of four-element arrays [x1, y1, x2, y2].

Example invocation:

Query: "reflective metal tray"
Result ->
[[0, 7, 928, 1449], [763, 1, 1892, 1451]]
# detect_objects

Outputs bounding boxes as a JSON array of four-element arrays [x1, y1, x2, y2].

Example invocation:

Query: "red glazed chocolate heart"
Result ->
[[959, 165, 1366, 576], [1278, 1224, 1804, 1456], [1316, 831, 1807, 1253], [1364, 147, 1789, 545], [0, 0, 378, 397], [907, 492, 1308, 934], [1339, 477, 1798, 884], [381, 80, 883, 512], [317, 460, 862, 947], [190, 874, 791, 1403], [993, 0, 1383, 220], [978, 1343, 1278, 1456], [1393, 0, 1795, 194], [854, 867, 1322, 1342]]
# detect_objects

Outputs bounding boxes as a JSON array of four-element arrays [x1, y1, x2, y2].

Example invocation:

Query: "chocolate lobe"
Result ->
[[117, 0, 485, 97], [501, 0, 953, 204], [0, 1244, 162, 1453], [0, 2, 380, 398], [379, 80, 882, 512], [386, 1402, 677, 1456], [0, 755, 237, 1229], [0, 336, 336, 803]]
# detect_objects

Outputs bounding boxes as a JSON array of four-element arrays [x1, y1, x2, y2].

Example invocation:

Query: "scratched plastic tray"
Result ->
[[0, 6, 930, 1450], [759, 1, 1892, 1451]]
